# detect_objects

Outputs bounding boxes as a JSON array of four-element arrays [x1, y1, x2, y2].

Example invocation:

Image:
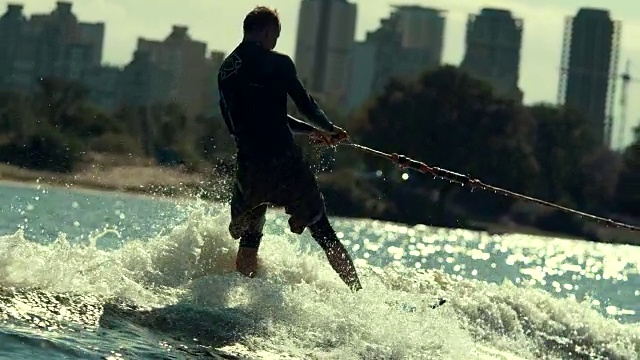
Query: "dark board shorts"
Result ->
[[228, 149, 326, 241]]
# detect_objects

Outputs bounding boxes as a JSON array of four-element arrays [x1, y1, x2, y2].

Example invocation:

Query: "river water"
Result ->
[[0, 181, 638, 359]]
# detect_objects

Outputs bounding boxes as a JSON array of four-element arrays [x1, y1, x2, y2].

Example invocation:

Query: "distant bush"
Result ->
[[89, 133, 141, 155], [0, 129, 84, 173], [176, 145, 206, 173], [532, 210, 598, 240]]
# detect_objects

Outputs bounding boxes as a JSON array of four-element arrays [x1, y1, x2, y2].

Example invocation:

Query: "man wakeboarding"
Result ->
[[217, 6, 362, 292]]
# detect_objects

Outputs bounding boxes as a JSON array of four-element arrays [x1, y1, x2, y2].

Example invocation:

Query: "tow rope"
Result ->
[[339, 141, 640, 233]]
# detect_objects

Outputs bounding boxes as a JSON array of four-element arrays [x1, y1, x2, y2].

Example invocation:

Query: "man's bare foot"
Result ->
[[236, 246, 259, 277]]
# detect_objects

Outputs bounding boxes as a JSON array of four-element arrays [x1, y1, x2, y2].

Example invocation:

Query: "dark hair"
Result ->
[[243, 6, 280, 33]]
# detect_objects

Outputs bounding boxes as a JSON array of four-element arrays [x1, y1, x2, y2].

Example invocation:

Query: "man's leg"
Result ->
[[309, 214, 362, 292], [229, 176, 269, 277], [232, 203, 268, 277], [273, 151, 362, 291]]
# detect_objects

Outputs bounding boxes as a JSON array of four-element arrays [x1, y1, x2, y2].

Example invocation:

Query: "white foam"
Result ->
[[0, 207, 637, 359]]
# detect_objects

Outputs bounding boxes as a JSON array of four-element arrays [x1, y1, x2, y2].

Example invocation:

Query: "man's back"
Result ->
[[218, 41, 335, 162], [218, 41, 296, 160]]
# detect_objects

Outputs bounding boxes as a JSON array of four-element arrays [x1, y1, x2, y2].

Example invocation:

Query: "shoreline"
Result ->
[[0, 162, 209, 199], [1, 163, 637, 246], [0, 178, 175, 202]]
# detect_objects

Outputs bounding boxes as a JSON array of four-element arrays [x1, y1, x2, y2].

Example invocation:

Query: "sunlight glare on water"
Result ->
[[0, 183, 638, 359], [332, 218, 640, 320]]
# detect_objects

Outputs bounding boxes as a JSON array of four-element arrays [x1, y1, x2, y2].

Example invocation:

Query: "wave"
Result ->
[[0, 209, 638, 359]]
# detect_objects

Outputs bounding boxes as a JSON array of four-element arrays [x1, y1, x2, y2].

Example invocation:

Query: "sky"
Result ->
[[11, 0, 640, 148]]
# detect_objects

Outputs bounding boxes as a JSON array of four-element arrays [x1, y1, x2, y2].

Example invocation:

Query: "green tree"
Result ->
[[0, 126, 84, 173], [35, 77, 89, 128], [194, 114, 236, 161], [33, 77, 129, 149], [578, 147, 623, 210], [0, 91, 37, 141], [614, 126, 640, 215], [528, 104, 621, 211], [528, 105, 593, 205], [348, 66, 539, 210], [64, 104, 124, 137], [112, 105, 152, 155], [149, 102, 188, 149]]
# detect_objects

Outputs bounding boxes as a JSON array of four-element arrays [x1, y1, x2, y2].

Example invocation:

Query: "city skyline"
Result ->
[[9, 0, 640, 147]]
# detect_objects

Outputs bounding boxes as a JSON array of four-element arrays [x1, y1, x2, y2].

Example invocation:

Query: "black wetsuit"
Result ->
[[217, 40, 339, 250], [218, 40, 335, 161]]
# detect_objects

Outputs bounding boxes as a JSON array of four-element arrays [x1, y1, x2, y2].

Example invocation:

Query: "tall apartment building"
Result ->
[[0, 2, 104, 92], [0, 3, 226, 116], [393, 5, 445, 62], [344, 5, 445, 113], [134, 25, 218, 119], [0, 4, 29, 91], [557, 8, 621, 147], [294, 0, 357, 106], [83, 65, 122, 111], [343, 42, 376, 112], [460, 8, 523, 102]]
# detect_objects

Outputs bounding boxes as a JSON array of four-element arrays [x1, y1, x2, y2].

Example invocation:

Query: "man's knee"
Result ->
[[229, 222, 242, 239], [239, 233, 263, 249], [230, 204, 267, 237], [287, 192, 327, 235], [288, 207, 326, 234], [230, 207, 267, 251]]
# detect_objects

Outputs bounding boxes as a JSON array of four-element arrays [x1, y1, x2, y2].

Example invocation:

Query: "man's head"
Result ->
[[243, 6, 281, 50]]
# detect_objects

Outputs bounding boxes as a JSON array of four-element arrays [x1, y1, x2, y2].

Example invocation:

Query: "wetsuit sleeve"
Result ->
[[279, 55, 335, 133], [287, 114, 316, 134]]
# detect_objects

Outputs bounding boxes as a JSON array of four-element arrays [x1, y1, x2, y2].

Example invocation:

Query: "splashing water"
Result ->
[[0, 183, 638, 359]]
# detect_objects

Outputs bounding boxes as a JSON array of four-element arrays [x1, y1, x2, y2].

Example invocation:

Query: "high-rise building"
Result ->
[[30, 2, 104, 80], [294, 0, 357, 105], [83, 65, 122, 111], [0, 4, 29, 91], [0, 2, 104, 92], [79, 22, 105, 66], [343, 5, 445, 113], [393, 5, 445, 62], [135, 25, 214, 119], [120, 50, 173, 108], [460, 8, 523, 102], [557, 8, 621, 147], [343, 42, 376, 112]]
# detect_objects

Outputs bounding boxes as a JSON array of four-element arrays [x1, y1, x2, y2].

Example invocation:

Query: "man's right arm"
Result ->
[[218, 86, 237, 137], [279, 54, 335, 133]]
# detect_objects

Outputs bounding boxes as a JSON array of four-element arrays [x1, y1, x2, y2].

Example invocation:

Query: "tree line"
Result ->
[[342, 65, 638, 237], [0, 68, 637, 239], [0, 77, 233, 173]]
